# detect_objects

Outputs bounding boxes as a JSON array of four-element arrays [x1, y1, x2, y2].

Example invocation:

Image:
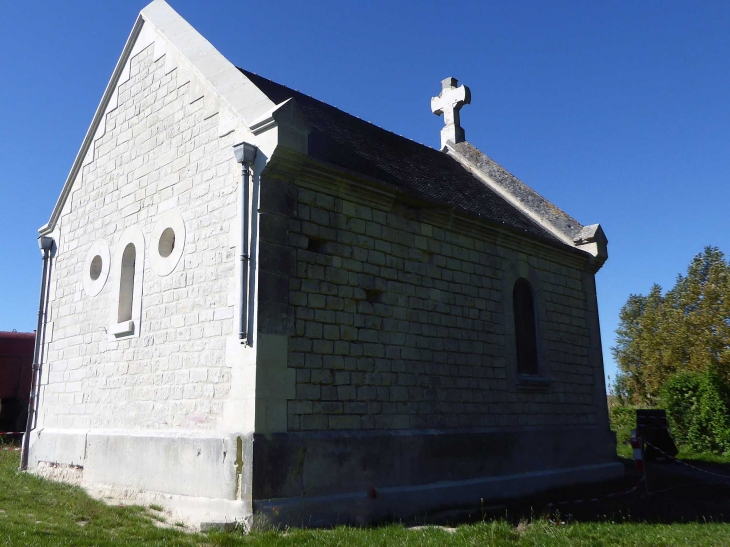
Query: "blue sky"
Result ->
[[1, 0, 729, 386]]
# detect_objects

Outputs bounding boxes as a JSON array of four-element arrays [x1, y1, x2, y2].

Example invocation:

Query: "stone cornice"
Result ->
[[449, 213, 588, 271], [261, 147, 308, 185], [263, 153, 592, 271], [263, 150, 397, 212]]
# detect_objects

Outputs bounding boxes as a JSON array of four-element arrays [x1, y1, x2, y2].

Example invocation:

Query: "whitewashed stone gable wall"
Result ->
[[39, 42, 241, 431]]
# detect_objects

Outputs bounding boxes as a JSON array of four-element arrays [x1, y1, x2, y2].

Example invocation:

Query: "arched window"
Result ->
[[118, 243, 136, 323], [513, 278, 539, 375], [109, 225, 144, 339]]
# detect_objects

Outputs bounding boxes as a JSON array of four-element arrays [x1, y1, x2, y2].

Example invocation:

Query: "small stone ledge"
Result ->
[[110, 320, 135, 337], [516, 375, 552, 392]]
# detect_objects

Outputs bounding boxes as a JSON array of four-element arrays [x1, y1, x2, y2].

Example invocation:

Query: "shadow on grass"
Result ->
[[408, 458, 730, 528]]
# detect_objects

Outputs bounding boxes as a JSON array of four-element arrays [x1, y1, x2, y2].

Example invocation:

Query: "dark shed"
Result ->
[[0, 331, 35, 433]]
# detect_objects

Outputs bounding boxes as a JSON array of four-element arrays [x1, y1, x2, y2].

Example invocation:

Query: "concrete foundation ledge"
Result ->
[[254, 461, 625, 527], [27, 427, 253, 528], [84, 483, 251, 531], [28, 427, 88, 468], [31, 460, 250, 530]]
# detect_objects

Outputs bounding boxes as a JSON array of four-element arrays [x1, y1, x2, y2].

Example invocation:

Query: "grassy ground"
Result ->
[[3, 445, 730, 546]]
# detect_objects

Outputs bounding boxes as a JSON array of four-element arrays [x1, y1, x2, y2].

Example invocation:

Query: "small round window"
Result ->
[[82, 240, 110, 297], [89, 255, 103, 280], [158, 228, 176, 258], [151, 210, 186, 277]]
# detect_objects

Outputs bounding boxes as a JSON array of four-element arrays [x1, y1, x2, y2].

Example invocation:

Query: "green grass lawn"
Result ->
[[3, 450, 730, 546]]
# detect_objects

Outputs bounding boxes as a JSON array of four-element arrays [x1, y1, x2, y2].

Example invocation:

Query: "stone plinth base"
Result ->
[[27, 428, 251, 530], [26, 425, 622, 529], [252, 425, 622, 526]]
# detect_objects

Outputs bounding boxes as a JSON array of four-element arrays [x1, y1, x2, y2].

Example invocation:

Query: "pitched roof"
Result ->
[[241, 69, 570, 247]]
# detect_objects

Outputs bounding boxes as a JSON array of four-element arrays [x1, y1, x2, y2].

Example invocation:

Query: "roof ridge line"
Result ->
[[238, 68, 438, 152]]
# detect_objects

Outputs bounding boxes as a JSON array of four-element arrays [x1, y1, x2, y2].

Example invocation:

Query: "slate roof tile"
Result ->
[[240, 69, 566, 247]]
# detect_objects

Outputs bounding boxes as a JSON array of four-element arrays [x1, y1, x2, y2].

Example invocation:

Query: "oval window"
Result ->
[[150, 210, 186, 277], [158, 227, 176, 258], [89, 255, 103, 281]]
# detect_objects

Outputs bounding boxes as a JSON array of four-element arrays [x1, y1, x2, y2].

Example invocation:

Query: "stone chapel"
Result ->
[[26, 0, 621, 528]]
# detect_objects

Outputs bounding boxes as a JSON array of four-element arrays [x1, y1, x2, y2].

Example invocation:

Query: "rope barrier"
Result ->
[[642, 440, 730, 482], [0, 447, 21, 451], [645, 481, 706, 497], [0, 432, 24, 436], [546, 476, 645, 508], [545, 435, 730, 511]]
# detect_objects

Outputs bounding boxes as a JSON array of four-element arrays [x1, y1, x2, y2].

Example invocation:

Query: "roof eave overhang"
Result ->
[[444, 141, 608, 273], [262, 149, 595, 270]]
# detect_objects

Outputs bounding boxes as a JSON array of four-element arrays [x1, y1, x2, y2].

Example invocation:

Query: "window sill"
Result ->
[[110, 320, 135, 338], [516, 375, 551, 391]]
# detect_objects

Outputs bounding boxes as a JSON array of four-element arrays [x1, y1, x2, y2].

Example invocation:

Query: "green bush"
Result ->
[[608, 404, 637, 458], [660, 370, 730, 454], [610, 405, 636, 434]]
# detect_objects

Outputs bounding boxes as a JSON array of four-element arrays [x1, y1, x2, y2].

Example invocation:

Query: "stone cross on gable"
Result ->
[[431, 77, 471, 149]]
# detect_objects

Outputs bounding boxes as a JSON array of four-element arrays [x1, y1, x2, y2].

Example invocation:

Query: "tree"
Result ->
[[612, 247, 730, 404], [612, 292, 649, 403], [661, 370, 730, 454]]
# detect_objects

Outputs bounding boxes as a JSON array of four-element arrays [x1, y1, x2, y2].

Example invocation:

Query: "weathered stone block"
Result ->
[[259, 212, 290, 244], [328, 415, 361, 430], [259, 241, 296, 276], [260, 176, 297, 216]]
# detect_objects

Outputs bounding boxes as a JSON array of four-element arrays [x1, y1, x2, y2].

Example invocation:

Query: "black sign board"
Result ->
[[636, 409, 679, 460]]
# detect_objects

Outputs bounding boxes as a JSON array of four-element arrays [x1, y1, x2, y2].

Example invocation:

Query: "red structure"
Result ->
[[0, 331, 35, 434]]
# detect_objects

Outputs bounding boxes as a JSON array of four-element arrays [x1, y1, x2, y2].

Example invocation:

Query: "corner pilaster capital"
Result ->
[[574, 224, 608, 272]]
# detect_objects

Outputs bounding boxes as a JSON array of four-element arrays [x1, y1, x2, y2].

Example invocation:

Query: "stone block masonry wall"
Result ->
[[41, 44, 237, 430], [281, 183, 598, 432]]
